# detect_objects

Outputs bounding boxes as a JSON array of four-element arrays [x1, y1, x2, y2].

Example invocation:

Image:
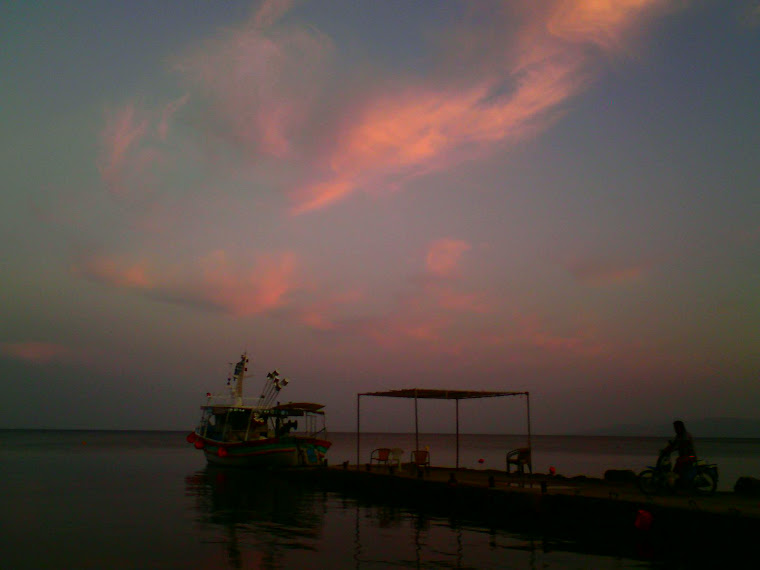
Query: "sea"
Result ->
[[2, 430, 759, 569]]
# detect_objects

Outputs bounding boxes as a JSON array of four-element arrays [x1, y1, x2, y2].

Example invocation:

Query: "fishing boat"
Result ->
[[186, 352, 331, 467]]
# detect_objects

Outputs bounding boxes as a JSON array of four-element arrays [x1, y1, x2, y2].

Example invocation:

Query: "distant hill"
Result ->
[[584, 417, 760, 438]]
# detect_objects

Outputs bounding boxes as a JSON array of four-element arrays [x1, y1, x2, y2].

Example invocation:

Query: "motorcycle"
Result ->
[[637, 450, 718, 496]]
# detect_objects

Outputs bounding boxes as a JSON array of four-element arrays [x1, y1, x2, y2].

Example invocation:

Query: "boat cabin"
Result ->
[[197, 402, 327, 443]]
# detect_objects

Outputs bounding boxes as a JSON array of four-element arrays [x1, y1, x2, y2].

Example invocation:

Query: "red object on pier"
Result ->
[[635, 509, 653, 531]]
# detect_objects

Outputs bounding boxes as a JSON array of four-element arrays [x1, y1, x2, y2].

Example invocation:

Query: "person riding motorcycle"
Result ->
[[662, 420, 696, 485]]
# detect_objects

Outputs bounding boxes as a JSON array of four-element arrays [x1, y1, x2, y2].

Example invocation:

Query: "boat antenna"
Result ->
[[259, 370, 289, 409]]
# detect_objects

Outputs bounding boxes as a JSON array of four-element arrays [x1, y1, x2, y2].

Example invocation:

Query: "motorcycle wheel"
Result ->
[[693, 468, 718, 496], [637, 469, 660, 495]]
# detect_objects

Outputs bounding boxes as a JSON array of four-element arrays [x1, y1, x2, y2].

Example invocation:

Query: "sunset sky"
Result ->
[[2, 0, 758, 434]]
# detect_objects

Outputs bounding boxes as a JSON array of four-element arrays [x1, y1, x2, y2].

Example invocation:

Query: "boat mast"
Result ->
[[232, 352, 248, 406]]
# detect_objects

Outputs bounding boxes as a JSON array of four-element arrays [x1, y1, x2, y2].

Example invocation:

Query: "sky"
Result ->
[[1, 0, 758, 435]]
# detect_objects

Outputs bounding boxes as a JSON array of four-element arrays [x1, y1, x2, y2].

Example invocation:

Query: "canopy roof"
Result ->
[[359, 389, 526, 400]]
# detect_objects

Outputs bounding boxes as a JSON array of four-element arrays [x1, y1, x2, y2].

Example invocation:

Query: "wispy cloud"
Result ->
[[173, 0, 333, 159], [362, 313, 453, 350], [98, 103, 150, 195], [546, 0, 668, 52], [99, 95, 189, 196], [75, 250, 299, 317], [475, 311, 606, 360], [291, 237, 487, 353], [0, 342, 92, 365], [741, 1, 760, 27], [563, 256, 653, 286], [512, 312, 605, 356], [75, 254, 153, 289]]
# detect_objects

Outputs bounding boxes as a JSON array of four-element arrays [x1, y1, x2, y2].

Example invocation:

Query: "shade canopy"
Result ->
[[356, 388, 531, 469], [359, 389, 527, 400]]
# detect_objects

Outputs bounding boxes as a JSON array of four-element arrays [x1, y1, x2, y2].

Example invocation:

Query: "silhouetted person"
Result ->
[[662, 420, 696, 482]]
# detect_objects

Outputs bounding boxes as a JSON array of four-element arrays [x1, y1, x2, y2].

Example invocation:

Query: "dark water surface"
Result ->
[[2, 430, 758, 569]]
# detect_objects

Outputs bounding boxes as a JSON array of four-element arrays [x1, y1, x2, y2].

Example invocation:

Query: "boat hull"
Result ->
[[198, 436, 331, 468]]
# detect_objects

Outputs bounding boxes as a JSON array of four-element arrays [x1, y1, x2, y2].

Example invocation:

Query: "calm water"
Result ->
[[2, 430, 759, 569]]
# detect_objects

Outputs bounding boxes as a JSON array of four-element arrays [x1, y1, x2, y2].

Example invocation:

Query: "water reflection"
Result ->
[[185, 467, 650, 569], [185, 467, 325, 568], [343, 496, 649, 569]]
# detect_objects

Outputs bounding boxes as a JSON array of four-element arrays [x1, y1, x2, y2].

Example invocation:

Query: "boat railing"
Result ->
[[310, 427, 328, 438], [202, 394, 264, 408]]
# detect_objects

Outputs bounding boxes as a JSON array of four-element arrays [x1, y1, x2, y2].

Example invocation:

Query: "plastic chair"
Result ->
[[506, 447, 532, 475], [411, 449, 431, 471], [370, 448, 391, 466], [389, 448, 403, 467]]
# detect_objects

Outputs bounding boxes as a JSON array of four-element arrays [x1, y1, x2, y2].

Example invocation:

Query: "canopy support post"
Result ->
[[356, 394, 361, 468], [414, 389, 419, 453], [526, 391, 532, 450], [455, 398, 460, 470]]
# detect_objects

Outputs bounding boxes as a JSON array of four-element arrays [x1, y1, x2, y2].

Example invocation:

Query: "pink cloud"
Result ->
[[197, 251, 299, 316], [74, 251, 300, 317], [288, 0, 673, 213], [290, 178, 354, 215], [298, 310, 336, 331], [298, 241, 489, 353], [1, 342, 90, 365], [426, 238, 471, 277], [290, 82, 566, 213], [76, 255, 153, 288], [95, 1, 677, 217]]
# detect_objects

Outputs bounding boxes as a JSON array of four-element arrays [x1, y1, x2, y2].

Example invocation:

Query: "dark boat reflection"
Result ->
[[185, 466, 325, 569]]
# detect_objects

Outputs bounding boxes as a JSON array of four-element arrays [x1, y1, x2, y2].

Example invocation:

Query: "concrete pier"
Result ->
[[294, 463, 760, 555]]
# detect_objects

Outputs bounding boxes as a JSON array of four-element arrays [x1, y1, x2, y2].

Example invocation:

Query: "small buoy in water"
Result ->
[[186, 432, 197, 444], [635, 509, 653, 531], [217, 446, 228, 458], [478, 458, 484, 464], [549, 466, 556, 476]]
